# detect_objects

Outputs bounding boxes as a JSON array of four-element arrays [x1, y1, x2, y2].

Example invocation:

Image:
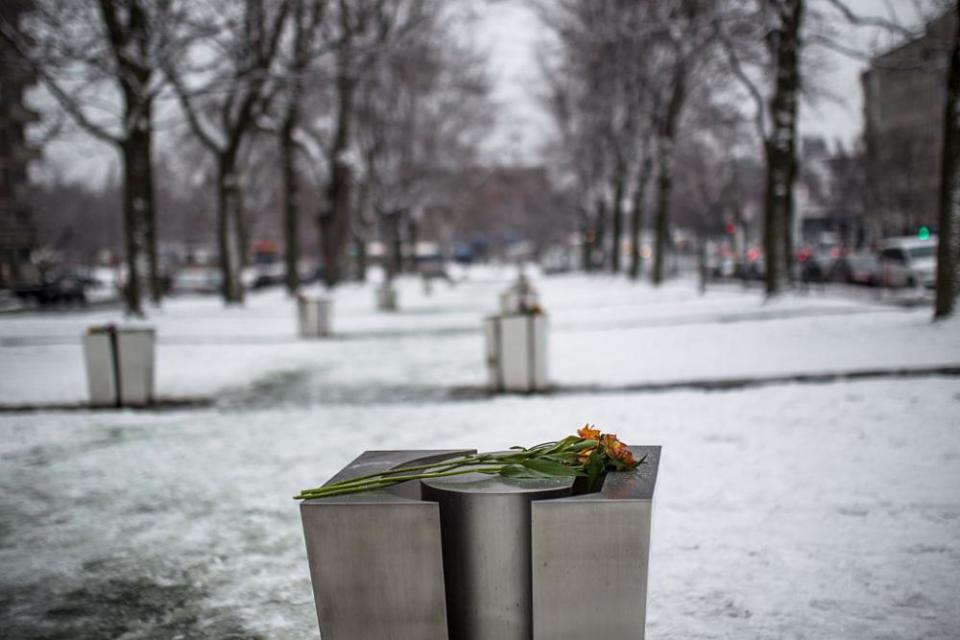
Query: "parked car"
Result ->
[[541, 246, 574, 275], [799, 252, 834, 285], [877, 237, 938, 288], [829, 253, 880, 286], [709, 255, 736, 279], [14, 272, 88, 306], [172, 267, 222, 294], [728, 248, 764, 281], [249, 240, 285, 288], [249, 262, 285, 288]]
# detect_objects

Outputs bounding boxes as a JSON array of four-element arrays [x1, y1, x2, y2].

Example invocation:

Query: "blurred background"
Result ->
[[1, 0, 959, 638]]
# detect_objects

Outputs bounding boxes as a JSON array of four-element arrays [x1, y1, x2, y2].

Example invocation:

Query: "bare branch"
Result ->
[[717, 22, 768, 141], [821, 0, 919, 38], [0, 18, 121, 146]]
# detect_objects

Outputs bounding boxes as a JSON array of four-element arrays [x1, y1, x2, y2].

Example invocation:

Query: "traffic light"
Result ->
[[918, 226, 931, 241]]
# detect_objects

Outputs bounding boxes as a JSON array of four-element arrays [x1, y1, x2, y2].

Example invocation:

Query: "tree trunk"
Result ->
[[593, 198, 607, 271], [236, 183, 250, 274], [217, 156, 245, 304], [322, 73, 356, 289], [782, 175, 797, 285], [629, 151, 653, 280], [101, 0, 157, 313], [279, 0, 316, 294], [281, 109, 300, 294], [763, 0, 803, 297], [935, 0, 960, 319], [122, 112, 159, 309], [580, 224, 592, 272], [390, 212, 403, 279], [354, 234, 367, 281], [120, 141, 144, 317], [407, 217, 419, 272], [651, 55, 687, 286], [762, 141, 782, 294], [610, 167, 625, 273], [132, 99, 161, 306], [651, 147, 672, 286], [697, 232, 708, 294]]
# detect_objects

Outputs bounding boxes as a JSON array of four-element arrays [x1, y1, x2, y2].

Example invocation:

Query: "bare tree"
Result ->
[[540, 59, 611, 272], [628, 132, 655, 280], [804, 0, 955, 316], [352, 2, 490, 280], [2, 0, 184, 314], [317, 0, 433, 289], [717, 0, 947, 297], [646, 0, 718, 286], [167, 0, 289, 304], [539, 0, 635, 274], [277, 0, 326, 294], [718, 0, 804, 296], [936, 0, 960, 319], [540, 0, 717, 281], [765, 0, 803, 294]]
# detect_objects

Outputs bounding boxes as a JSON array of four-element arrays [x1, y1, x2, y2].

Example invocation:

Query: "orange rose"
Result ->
[[577, 446, 597, 463], [577, 424, 601, 440], [600, 434, 636, 466], [616, 446, 636, 466]]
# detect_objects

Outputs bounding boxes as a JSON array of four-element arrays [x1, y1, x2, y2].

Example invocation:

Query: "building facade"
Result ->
[[0, 0, 40, 287], [861, 10, 955, 237]]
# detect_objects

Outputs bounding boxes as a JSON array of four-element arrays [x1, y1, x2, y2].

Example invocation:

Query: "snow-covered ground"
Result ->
[[1, 268, 958, 638], [1, 267, 957, 405]]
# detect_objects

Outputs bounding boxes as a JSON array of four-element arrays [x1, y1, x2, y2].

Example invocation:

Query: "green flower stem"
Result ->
[[296, 457, 476, 496], [296, 450, 554, 499], [295, 460, 513, 497], [295, 466, 506, 500], [313, 451, 516, 485]]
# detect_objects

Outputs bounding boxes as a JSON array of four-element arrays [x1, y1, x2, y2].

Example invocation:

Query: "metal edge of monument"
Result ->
[[299, 446, 660, 640], [531, 445, 660, 639], [299, 450, 472, 640]]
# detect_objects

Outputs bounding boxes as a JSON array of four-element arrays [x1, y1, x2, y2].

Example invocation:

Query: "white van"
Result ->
[[877, 237, 938, 289]]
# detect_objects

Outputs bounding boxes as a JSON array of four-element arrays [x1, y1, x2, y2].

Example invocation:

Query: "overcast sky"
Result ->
[[471, 0, 934, 160], [36, 0, 935, 187]]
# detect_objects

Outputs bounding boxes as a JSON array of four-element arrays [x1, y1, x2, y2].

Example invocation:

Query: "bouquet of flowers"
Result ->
[[516, 300, 544, 315], [295, 425, 643, 500]]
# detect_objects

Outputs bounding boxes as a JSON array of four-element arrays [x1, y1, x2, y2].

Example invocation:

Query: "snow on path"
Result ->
[[1, 269, 956, 406], [0, 379, 957, 638]]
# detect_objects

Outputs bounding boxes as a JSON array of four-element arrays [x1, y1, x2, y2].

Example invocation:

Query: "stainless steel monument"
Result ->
[[299, 446, 660, 639]]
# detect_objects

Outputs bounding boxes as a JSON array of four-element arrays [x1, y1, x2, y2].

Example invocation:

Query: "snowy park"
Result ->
[[6, 0, 960, 636], [1, 268, 958, 639]]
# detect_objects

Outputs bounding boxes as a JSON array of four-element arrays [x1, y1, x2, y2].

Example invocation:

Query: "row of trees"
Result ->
[[2, 0, 490, 314], [538, 0, 959, 319]]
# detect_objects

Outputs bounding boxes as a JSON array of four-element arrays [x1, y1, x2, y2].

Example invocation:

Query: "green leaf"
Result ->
[[499, 464, 529, 477], [522, 457, 585, 477], [570, 439, 598, 451], [550, 435, 580, 452]]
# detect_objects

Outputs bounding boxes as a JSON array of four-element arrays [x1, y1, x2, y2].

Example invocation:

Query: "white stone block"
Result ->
[[377, 284, 398, 311], [82, 326, 155, 407], [298, 295, 332, 338], [484, 314, 548, 392]]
